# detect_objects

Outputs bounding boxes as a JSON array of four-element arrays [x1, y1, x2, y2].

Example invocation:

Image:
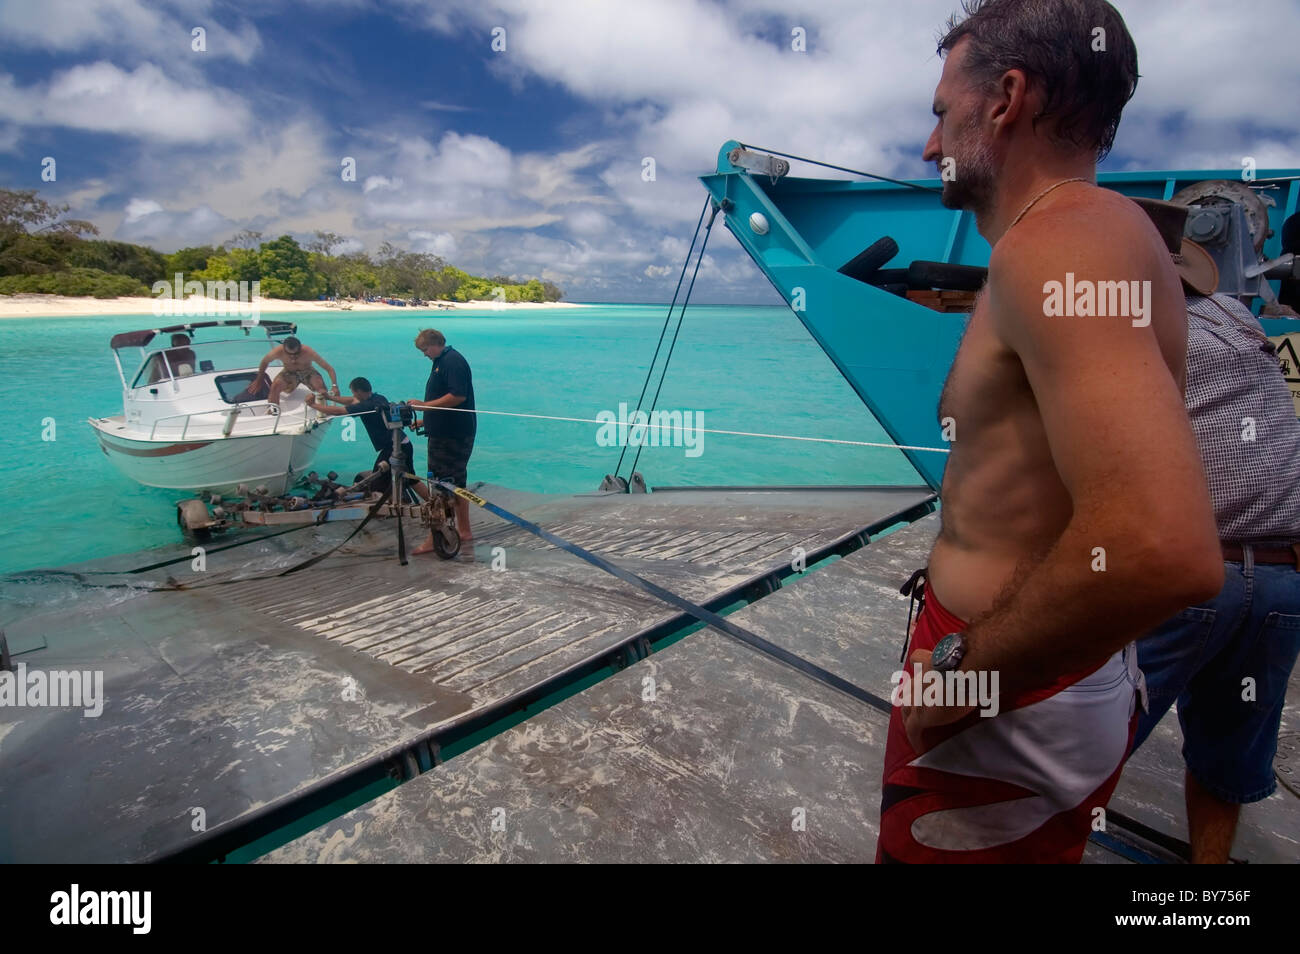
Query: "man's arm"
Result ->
[[413, 355, 469, 410], [304, 347, 339, 392], [305, 393, 359, 416], [410, 393, 466, 410], [956, 210, 1222, 696], [321, 393, 359, 406]]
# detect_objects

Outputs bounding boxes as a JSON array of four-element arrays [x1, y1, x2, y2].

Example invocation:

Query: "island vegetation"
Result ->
[[0, 188, 564, 303]]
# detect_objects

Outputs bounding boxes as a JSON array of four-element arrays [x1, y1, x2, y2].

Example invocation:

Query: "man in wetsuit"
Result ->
[[306, 377, 419, 497], [878, 0, 1223, 863], [408, 328, 475, 555]]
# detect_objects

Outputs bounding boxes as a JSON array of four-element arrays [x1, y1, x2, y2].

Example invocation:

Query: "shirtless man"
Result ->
[[877, 0, 1223, 863], [258, 335, 339, 407]]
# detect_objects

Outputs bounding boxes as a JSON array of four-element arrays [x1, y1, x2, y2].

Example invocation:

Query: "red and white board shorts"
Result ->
[[877, 589, 1138, 863]]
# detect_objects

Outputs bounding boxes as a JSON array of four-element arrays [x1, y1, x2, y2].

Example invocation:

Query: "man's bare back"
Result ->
[[929, 187, 1193, 624]]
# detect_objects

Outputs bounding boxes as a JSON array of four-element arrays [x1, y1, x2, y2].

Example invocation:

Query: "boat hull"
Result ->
[[90, 417, 332, 496]]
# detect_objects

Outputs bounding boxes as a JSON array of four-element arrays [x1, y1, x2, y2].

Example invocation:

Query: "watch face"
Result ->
[[932, 633, 961, 670]]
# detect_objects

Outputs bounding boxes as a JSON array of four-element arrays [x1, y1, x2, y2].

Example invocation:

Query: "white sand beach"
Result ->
[[0, 294, 590, 318]]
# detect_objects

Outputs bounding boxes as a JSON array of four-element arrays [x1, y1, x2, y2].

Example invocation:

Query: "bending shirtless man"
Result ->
[[878, 0, 1223, 864], [258, 335, 339, 407]]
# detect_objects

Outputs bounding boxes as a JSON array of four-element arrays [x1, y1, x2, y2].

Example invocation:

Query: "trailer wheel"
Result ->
[[433, 526, 461, 559]]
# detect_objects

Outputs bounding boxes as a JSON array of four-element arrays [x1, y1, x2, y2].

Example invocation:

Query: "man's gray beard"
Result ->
[[940, 137, 997, 217]]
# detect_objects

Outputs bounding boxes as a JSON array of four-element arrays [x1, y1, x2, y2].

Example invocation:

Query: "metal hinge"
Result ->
[[728, 147, 791, 183]]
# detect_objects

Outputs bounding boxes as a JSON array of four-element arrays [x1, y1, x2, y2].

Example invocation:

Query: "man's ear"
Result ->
[[990, 68, 1032, 138]]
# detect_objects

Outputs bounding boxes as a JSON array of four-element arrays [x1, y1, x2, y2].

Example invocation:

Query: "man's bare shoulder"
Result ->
[[991, 188, 1160, 274], [987, 187, 1174, 338]]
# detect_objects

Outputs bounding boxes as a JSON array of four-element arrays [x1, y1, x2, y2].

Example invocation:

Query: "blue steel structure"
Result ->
[[701, 140, 1300, 490]]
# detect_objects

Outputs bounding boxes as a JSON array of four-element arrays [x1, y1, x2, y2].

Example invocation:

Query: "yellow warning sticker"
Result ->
[[1269, 332, 1300, 416], [455, 488, 487, 507]]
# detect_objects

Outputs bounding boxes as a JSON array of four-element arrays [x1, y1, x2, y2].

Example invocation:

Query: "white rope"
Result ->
[[412, 404, 951, 454]]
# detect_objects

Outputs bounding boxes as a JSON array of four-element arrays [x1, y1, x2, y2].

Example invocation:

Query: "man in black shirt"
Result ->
[[307, 377, 418, 496], [408, 328, 475, 553]]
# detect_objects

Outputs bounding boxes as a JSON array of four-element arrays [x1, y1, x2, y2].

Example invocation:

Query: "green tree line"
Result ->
[[0, 189, 564, 302]]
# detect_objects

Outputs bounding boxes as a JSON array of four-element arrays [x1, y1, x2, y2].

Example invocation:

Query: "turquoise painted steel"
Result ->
[[702, 140, 1300, 489]]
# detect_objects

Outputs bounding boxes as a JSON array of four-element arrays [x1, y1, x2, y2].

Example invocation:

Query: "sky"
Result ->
[[1, 0, 1298, 303]]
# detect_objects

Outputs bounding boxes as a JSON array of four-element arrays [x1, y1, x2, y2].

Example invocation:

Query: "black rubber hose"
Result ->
[[838, 236, 899, 283], [907, 260, 988, 291]]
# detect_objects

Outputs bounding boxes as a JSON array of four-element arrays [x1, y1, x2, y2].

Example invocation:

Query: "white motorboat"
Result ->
[[89, 319, 333, 496]]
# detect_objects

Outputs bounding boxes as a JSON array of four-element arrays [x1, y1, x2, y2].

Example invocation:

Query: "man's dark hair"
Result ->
[[349, 376, 372, 393], [282, 335, 301, 352], [938, 0, 1138, 161], [170, 333, 190, 345]]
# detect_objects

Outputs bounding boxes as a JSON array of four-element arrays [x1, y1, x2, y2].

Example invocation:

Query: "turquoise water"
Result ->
[[0, 303, 918, 575]]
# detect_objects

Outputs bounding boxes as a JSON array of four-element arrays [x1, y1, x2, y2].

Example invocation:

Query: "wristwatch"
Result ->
[[930, 632, 967, 672]]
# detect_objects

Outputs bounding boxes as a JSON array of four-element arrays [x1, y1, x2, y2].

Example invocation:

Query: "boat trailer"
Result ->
[[175, 464, 464, 560]]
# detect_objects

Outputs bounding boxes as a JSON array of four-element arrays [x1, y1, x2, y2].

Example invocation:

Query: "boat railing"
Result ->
[[148, 402, 303, 440]]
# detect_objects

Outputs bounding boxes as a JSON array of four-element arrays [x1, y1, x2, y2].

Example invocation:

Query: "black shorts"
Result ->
[[427, 435, 474, 488]]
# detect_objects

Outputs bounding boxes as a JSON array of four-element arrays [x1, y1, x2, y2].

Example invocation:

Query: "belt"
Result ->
[[1221, 542, 1300, 568]]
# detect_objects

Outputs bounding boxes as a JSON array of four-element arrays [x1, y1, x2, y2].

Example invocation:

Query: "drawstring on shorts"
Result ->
[[900, 567, 928, 662]]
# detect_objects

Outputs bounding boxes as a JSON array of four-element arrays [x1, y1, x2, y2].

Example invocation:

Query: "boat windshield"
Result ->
[[126, 338, 277, 388]]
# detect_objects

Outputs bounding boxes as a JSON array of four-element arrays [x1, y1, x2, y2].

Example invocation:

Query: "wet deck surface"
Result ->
[[0, 484, 931, 862], [264, 514, 1300, 864]]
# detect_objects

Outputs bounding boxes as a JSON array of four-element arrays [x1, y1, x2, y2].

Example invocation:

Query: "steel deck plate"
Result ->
[[0, 484, 932, 862], [265, 513, 1300, 864]]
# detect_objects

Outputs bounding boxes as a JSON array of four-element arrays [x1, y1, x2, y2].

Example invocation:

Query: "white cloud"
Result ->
[[561, 205, 614, 236], [419, 100, 475, 112], [408, 229, 459, 258], [0, 62, 254, 143], [12, 0, 1298, 301], [116, 202, 236, 248], [412, 0, 1300, 176], [371, 0, 1300, 298], [353, 131, 609, 233], [0, 121, 19, 154], [0, 0, 261, 64], [124, 198, 164, 222], [363, 176, 402, 194]]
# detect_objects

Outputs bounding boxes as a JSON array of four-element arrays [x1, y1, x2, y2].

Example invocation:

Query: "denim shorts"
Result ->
[[1133, 550, 1300, 803]]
